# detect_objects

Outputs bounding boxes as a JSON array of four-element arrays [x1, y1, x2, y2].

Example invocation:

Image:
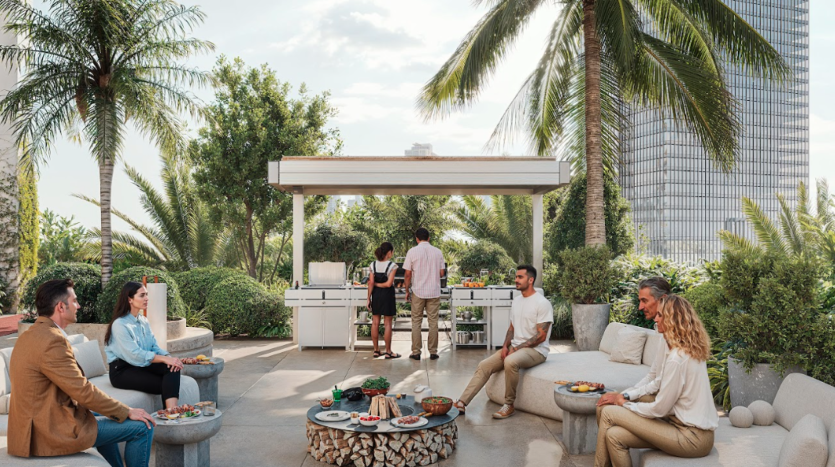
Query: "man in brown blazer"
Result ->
[[9, 279, 157, 467]]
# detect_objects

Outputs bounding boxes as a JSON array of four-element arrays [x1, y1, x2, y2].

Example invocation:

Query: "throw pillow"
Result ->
[[72, 340, 107, 378], [777, 414, 828, 467], [0, 393, 9, 414], [66, 334, 89, 345], [729, 406, 754, 428], [609, 326, 647, 365], [0, 347, 13, 396], [749, 400, 776, 426]]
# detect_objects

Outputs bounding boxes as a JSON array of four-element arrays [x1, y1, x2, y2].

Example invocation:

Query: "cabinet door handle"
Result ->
[[470, 291, 474, 300], [322, 291, 326, 300]]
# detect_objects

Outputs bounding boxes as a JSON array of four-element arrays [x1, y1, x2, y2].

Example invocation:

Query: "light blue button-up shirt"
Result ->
[[105, 313, 169, 366]]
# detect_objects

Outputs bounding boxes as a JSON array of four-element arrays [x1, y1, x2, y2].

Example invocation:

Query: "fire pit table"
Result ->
[[553, 385, 613, 455], [305, 395, 459, 466], [153, 409, 223, 467]]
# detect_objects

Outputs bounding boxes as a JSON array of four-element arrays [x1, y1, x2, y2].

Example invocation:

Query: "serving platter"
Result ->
[[153, 409, 201, 420], [390, 416, 429, 429], [315, 410, 351, 422]]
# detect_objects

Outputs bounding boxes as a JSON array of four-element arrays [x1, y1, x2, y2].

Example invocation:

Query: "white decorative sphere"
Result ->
[[729, 406, 754, 428], [748, 400, 775, 426]]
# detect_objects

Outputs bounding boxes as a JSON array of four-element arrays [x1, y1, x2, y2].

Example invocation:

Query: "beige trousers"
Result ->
[[410, 295, 441, 355], [459, 348, 546, 405], [594, 398, 714, 467]]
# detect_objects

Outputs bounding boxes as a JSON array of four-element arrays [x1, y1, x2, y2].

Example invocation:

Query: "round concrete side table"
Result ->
[[553, 385, 612, 455], [181, 357, 225, 403], [153, 410, 223, 467]]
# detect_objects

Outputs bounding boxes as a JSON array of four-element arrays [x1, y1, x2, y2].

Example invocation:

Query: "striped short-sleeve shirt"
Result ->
[[403, 242, 445, 299]]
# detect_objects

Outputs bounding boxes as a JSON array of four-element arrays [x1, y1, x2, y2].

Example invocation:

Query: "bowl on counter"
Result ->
[[359, 415, 381, 427], [421, 396, 453, 416]]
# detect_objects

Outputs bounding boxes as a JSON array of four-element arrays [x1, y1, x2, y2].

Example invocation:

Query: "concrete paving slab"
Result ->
[[438, 423, 574, 467], [212, 425, 309, 467]]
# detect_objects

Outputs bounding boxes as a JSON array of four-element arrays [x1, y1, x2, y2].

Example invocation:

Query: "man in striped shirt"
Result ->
[[403, 228, 445, 361]]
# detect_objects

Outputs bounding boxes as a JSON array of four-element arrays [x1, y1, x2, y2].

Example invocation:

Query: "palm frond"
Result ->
[[739, 197, 786, 255]]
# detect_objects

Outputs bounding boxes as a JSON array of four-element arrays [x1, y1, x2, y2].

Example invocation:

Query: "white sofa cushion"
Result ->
[[0, 435, 109, 466], [87, 373, 200, 413], [0, 394, 8, 415], [777, 414, 828, 467], [72, 341, 107, 378], [773, 373, 835, 432], [609, 326, 647, 365], [66, 334, 89, 345], [0, 348, 12, 396], [633, 417, 789, 467], [642, 331, 663, 366]]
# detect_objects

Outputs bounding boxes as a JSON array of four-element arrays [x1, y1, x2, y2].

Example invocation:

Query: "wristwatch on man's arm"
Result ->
[[622, 392, 632, 401]]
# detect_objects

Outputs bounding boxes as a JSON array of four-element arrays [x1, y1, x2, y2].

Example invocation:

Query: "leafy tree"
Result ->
[[418, 0, 788, 247], [455, 195, 531, 263], [0, 0, 212, 286], [304, 222, 370, 271], [76, 154, 217, 272], [38, 209, 89, 266], [548, 174, 633, 259], [456, 241, 516, 277], [191, 57, 338, 279]]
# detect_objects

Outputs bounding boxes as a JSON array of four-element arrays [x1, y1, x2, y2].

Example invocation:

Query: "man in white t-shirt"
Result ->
[[454, 265, 552, 419]]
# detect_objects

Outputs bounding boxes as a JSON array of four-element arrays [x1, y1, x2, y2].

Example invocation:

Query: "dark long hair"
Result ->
[[374, 242, 394, 261], [105, 282, 144, 344]]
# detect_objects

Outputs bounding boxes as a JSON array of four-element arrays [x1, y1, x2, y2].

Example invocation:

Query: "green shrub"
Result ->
[[456, 241, 516, 277], [557, 246, 616, 304], [96, 267, 186, 323], [684, 280, 725, 337], [21, 263, 102, 322], [718, 250, 823, 375], [550, 296, 574, 339], [204, 275, 291, 336], [809, 314, 835, 386], [172, 267, 246, 312]]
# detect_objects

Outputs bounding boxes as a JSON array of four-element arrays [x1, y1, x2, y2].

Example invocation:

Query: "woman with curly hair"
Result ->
[[594, 295, 717, 467]]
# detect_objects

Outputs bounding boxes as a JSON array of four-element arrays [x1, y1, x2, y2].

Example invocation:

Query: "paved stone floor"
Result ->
[[209, 335, 594, 467]]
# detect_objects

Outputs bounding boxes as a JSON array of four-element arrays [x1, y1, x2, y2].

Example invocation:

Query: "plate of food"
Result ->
[[566, 381, 606, 394], [155, 405, 201, 420], [390, 415, 428, 429], [315, 410, 351, 422], [180, 355, 213, 365]]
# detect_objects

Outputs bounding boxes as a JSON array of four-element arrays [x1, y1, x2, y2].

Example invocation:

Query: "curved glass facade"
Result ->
[[620, 0, 810, 262]]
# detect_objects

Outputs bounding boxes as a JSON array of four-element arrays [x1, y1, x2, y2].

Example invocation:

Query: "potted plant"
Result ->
[[718, 249, 816, 407], [557, 246, 616, 351], [361, 376, 390, 397]]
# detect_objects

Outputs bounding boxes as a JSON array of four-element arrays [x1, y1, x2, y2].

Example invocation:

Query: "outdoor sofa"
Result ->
[[0, 333, 200, 465]]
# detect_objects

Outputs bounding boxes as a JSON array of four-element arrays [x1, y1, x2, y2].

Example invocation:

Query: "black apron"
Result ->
[[371, 261, 396, 316]]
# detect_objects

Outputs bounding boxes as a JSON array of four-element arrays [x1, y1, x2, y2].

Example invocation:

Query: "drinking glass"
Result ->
[[332, 388, 343, 403]]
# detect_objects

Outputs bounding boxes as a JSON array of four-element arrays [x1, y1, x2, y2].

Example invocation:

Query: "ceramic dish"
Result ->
[[315, 410, 351, 422], [390, 416, 428, 429]]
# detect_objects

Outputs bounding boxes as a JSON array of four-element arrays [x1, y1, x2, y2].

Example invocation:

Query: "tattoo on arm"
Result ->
[[503, 324, 514, 348], [513, 323, 552, 350]]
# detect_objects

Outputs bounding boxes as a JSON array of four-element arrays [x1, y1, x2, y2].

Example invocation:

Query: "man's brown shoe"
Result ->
[[492, 404, 515, 419]]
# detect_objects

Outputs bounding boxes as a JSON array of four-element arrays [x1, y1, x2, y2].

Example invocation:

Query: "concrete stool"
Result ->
[[153, 410, 223, 467], [181, 357, 225, 403], [553, 385, 612, 455]]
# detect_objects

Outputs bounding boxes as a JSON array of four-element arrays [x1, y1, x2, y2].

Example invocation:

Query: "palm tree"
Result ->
[[719, 180, 835, 265], [455, 195, 532, 263], [76, 153, 218, 271], [0, 0, 212, 286], [419, 0, 789, 247]]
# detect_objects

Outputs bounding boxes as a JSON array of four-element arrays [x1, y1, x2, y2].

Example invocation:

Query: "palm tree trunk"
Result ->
[[99, 158, 114, 286], [583, 0, 606, 247]]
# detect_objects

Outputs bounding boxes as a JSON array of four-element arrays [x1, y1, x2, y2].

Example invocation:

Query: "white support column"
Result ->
[[292, 190, 304, 344], [532, 193, 544, 288]]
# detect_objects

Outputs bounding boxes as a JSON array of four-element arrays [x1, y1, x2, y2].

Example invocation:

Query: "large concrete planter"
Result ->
[[571, 303, 610, 351], [728, 358, 805, 408], [167, 317, 186, 339]]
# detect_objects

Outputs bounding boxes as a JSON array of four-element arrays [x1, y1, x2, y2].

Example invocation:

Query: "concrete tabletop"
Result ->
[[306, 395, 459, 433], [554, 385, 613, 414], [153, 410, 224, 444]]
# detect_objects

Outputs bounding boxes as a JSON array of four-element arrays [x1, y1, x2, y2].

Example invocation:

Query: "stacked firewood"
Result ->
[[368, 396, 402, 419], [306, 420, 458, 467]]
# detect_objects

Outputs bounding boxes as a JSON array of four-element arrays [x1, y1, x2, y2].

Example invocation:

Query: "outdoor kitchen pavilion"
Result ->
[[268, 156, 571, 343]]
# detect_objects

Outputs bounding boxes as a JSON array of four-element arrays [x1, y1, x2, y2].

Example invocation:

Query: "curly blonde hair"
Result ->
[[658, 295, 711, 361]]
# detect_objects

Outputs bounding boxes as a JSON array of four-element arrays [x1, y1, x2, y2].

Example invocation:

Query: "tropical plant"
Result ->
[[190, 56, 337, 279], [719, 180, 835, 272], [418, 0, 789, 247], [707, 339, 732, 411], [550, 295, 574, 339], [76, 153, 218, 271], [38, 210, 90, 266], [0, 0, 212, 286], [455, 195, 531, 263]]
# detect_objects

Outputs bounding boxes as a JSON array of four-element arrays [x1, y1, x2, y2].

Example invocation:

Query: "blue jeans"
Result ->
[[93, 416, 154, 467]]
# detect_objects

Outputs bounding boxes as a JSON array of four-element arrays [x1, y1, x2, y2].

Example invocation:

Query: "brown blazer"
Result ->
[[8, 317, 130, 457]]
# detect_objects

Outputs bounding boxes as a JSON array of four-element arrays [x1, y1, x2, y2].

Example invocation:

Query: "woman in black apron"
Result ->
[[367, 242, 400, 358]]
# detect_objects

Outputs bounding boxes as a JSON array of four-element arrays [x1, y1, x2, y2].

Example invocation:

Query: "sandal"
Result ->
[[453, 400, 466, 413], [384, 352, 401, 359], [373, 350, 382, 358]]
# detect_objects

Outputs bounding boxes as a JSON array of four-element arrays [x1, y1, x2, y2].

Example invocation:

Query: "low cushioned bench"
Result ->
[[0, 334, 200, 465], [485, 322, 659, 421], [632, 373, 835, 467]]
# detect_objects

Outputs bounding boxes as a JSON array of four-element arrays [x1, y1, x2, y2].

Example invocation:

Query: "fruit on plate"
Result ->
[[555, 380, 569, 385], [571, 386, 580, 392], [575, 381, 605, 390], [578, 385, 590, 393]]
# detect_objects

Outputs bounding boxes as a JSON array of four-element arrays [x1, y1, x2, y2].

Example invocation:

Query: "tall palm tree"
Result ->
[[0, 0, 212, 285], [419, 0, 789, 247], [76, 153, 218, 271], [455, 195, 532, 263]]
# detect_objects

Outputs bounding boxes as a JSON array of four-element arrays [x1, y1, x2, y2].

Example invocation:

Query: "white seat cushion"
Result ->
[[633, 417, 789, 467], [87, 374, 200, 413], [0, 348, 13, 396], [66, 334, 89, 345], [0, 394, 9, 415], [0, 435, 109, 466], [72, 341, 107, 379]]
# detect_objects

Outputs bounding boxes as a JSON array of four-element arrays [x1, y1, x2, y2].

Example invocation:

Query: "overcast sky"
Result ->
[[32, 0, 835, 233]]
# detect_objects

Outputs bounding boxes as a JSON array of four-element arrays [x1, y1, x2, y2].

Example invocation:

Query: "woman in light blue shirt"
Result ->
[[105, 282, 183, 409]]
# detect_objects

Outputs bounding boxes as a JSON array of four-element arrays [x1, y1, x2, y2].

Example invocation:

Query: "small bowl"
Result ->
[[421, 397, 453, 416], [359, 416, 381, 427], [319, 399, 334, 410]]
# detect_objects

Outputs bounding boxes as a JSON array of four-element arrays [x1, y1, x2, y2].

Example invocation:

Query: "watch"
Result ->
[[622, 392, 631, 401]]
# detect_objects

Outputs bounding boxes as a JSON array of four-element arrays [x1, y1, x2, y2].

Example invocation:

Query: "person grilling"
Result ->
[[367, 242, 401, 359]]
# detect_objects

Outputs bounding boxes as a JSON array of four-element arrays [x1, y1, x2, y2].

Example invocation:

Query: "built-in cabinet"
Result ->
[[298, 306, 351, 350]]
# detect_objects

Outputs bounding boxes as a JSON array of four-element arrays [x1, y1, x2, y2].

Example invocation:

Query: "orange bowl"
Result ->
[[361, 388, 389, 397], [421, 397, 453, 416]]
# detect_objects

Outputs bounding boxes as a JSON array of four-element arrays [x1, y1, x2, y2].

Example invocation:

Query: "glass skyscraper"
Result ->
[[619, 0, 809, 262]]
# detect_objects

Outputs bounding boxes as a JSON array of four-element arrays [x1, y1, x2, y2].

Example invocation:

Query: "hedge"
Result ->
[[205, 275, 290, 336], [21, 263, 102, 323], [172, 267, 246, 312], [95, 266, 186, 323]]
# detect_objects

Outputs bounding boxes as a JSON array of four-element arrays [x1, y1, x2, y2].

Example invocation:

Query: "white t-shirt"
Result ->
[[510, 292, 554, 358], [370, 261, 395, 281]]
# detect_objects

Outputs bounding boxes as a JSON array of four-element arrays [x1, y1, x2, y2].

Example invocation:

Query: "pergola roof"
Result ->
[[268, 156, 571, 195]]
